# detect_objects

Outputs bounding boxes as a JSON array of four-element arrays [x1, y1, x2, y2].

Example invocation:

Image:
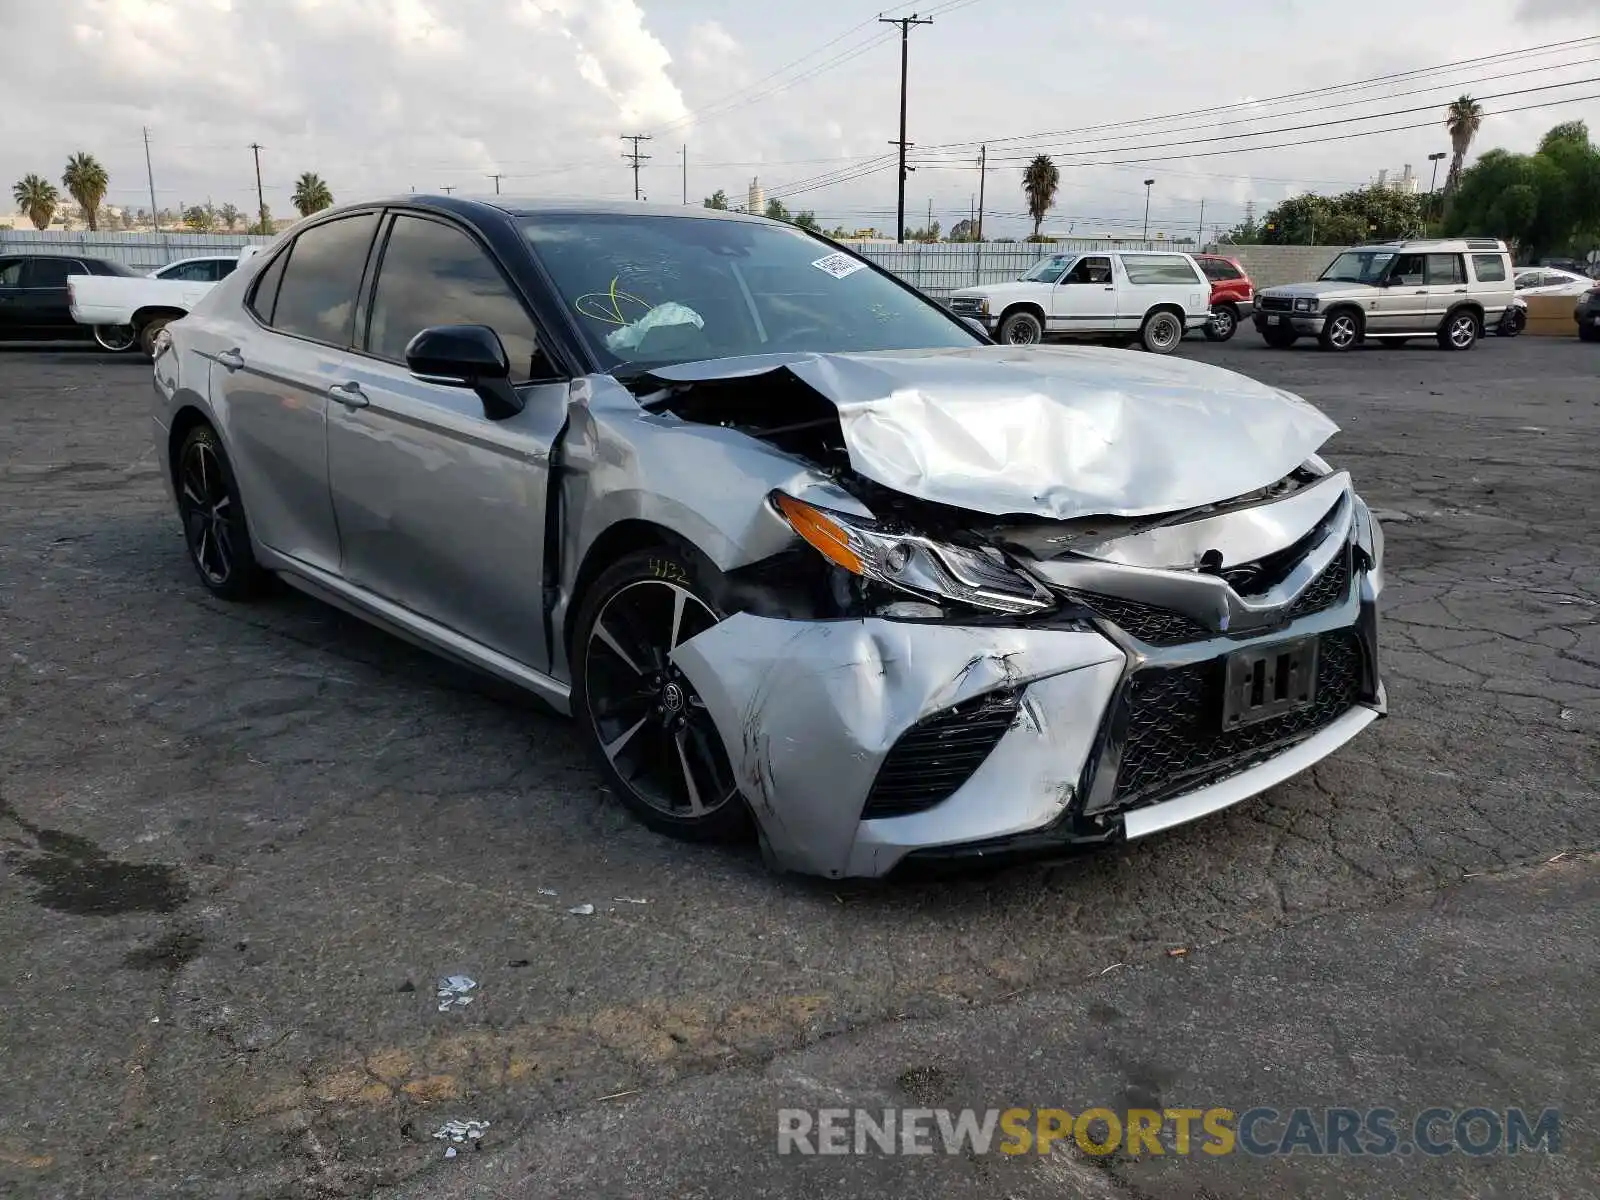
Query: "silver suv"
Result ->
[[1252, 238, 1515, 351]]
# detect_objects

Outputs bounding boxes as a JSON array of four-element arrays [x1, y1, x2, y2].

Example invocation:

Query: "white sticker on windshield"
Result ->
[[811, 252, 865, 279]]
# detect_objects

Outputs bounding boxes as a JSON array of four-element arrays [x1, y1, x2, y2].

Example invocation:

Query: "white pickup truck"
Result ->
[[68, 253, 248, 355], [947, 249, 1212, 354]]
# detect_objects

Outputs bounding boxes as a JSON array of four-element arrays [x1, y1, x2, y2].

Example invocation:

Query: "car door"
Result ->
[[1049, 255, 1117, 332], [19, 257, 86, 333], [1369, 252, 1427, 331], [0, 258, 25, 336], [323, 209, 569, 670], [1424, 253, 1468, 323], [213, 210, 381, 574]]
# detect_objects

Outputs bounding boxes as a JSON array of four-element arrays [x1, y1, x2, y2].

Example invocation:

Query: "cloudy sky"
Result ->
[[3, 0, 1597, 237]]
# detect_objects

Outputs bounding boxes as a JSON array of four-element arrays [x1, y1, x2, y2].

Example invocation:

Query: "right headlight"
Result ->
[[771, 491, 1053, 615], [1293, 297, 1319, 313]]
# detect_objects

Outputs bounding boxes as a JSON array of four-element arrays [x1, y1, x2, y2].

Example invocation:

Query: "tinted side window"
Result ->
[[24, 258, 84, 287], [270, 213, 379, 344], [1425, 254, 1465, 286], [1471, 254, 1507, 283], [1389, 255, 1426, 285], [160, 261, 210, 281], [247, 250, 289, 322], [0, 259, 23, 288], [365, 214, 546, 382], [1122, 254, 1202, 285]]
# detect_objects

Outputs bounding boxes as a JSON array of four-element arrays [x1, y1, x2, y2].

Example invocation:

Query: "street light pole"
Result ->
[[1427, 151, 1447, 227], [1142, 179, 1155, 241]]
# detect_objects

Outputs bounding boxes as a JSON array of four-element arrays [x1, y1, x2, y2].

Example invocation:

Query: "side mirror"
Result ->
[[405, 324, 524, 420], [960, 316, 991, 341]]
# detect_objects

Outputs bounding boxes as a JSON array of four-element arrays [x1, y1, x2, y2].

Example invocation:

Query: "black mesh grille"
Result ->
[[1286, 550, 1351, 619], [1112, 630, 1363, 808], [1076, 593, 1213, 646], [863, 691, 1021, 819], [1259, 295, 1293, 312]]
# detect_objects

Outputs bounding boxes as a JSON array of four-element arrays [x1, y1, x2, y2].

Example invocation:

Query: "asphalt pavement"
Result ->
[[0, 335, 1596, 1198]]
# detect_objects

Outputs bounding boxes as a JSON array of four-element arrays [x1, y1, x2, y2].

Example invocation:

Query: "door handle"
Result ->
[[1453, 288, 1467, 293], [216, 348, 243, 371], [1413, 289, 1428, 294], [328, 382, 369, 409]]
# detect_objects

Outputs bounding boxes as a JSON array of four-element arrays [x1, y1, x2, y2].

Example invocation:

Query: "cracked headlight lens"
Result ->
[[771, 491, 1053, 615]]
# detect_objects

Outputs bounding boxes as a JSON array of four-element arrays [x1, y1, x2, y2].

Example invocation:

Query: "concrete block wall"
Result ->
[[1207, 245, 1349, 289]]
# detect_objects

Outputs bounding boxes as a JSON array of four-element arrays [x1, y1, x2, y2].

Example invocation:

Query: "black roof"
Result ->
[[377, 194, 773, 224]]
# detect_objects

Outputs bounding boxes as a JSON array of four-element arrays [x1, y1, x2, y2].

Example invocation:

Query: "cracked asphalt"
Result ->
[[1, 336, 1596, 1198]]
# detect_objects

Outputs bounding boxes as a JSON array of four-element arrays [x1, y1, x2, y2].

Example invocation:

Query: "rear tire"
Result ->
[[1139, 309, 1183, 354], [1202, 304, 1238, 342], [1579, 322, 1600, 343], [93, 324, 137, 353], [138, 316, 172, 359], [997, 309, 1044, 345], [1438, 309, 1480, 351], [175, 425, 269, 601], [571, 545, 751, 844], [1497, 308, 1525, 337], [1261, 325, 1298, 348]]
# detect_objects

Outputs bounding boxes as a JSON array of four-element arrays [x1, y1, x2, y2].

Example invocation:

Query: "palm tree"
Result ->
[[1022, 154, 1060, 239], [13, 174, 59, 230], [218, 202, 242, 231], [291, 172, 334, 216], [61, 152, 110, 231], [1444, 95, 1484, 194]]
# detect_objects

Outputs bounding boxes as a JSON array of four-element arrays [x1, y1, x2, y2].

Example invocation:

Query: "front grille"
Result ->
[[1111, 630, 1363, 808], [1076, 593, 1213, 646], [862, 690, 1021, 819], [1259, 295, 1292, 312], [1286, 549, 1351, 619]]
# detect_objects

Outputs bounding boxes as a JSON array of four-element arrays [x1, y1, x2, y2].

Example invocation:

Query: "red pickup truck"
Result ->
[[1194, 254, 1254, 342]]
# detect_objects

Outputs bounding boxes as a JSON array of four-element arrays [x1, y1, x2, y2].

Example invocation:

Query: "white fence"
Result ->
[[0, 230, 274, 273], [1, 228, 1179, 299]]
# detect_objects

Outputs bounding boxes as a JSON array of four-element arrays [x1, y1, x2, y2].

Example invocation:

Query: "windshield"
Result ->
[[1021, 256, 1071, 282], [521, 214, 979, 371], [1319, 251, 1394, 284]]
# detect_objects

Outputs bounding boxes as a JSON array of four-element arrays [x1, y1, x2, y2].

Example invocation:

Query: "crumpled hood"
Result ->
[[642, 345, 1338, 520]]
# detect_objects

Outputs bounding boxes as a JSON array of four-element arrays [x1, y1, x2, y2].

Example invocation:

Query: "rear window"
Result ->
[[1471, 254, 1507, 283], [1199, 258, 1242, 282], [265, 212, 379, 344], [247, 249, 290, 322], [1122, 254, 1201, 285]]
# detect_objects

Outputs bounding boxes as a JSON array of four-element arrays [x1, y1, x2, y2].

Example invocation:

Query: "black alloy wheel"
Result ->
[[175, 426, 265, 600]]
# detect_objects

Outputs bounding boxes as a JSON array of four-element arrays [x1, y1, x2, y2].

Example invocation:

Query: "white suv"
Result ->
[[948, 250, 1211, 354], [1252, 238, 1516, 351]]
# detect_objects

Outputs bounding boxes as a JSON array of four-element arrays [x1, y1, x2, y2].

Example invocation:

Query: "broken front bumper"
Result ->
[[672, 551, 1384, 879]]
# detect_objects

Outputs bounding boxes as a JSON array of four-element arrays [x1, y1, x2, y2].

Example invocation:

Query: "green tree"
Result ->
[[61, 152, 109, 231], [1443, 122, 1600, 260], [218, 202, 242, 231], [1253, 185, 1423, 245], [1445, 94, 1485, 194], [791, 210, 820, 232], [12, 174, 59, 230], [183, 204, 215, 231], [764, 197, 791, 222], [1022, 154, 1059, 238], [291, 172, 334, 216], [702, 189, 728, 210], [251, 204, 274, 234], [947, 218, 977, 242]]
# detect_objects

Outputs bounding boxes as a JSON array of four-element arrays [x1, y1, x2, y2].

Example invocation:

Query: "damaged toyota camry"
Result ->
[[152, 197, 1385, 878]]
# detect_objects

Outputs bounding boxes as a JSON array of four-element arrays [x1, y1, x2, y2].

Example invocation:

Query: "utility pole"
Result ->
[[487, 173, 503, 194], [249, 143, 265, 233], [142, 127, 160, 232], [927, 197, 933, 238], [976, 144, 986, 242], [681, 145, 687, 205], [621, 134, 652, 201], [440, 186, 456, 195], [1427, 151, 1447, 226], [1196, 198, 1205, 246], [1142, 178, 1155, 241], [880, 13, 933, 244]]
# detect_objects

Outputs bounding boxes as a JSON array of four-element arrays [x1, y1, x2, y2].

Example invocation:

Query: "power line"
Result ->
[[620, 133, 652, 200]]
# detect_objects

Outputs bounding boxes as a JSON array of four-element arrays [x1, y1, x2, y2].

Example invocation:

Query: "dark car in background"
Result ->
[[0, 254, 137, 341], [1578, 284, 1600, 342]]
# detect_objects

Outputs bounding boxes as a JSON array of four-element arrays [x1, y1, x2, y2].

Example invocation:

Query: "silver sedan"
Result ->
[[152, 197, 1385, 879]]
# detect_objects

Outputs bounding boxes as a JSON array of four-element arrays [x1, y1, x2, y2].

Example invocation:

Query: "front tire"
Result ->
[[175, 425, 268, 601], [93, 324, 137, 353], [1319, 309, 1362, 351], [1202, 304, 1238, 342], [1139, 309, 1184, 354], [997, 310, 1043, 345], [572, 546, 750, 843], [1438, 309, 1480, 351], [1579, 322, 1600, 343], [1262, 324, 1298, 348]]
